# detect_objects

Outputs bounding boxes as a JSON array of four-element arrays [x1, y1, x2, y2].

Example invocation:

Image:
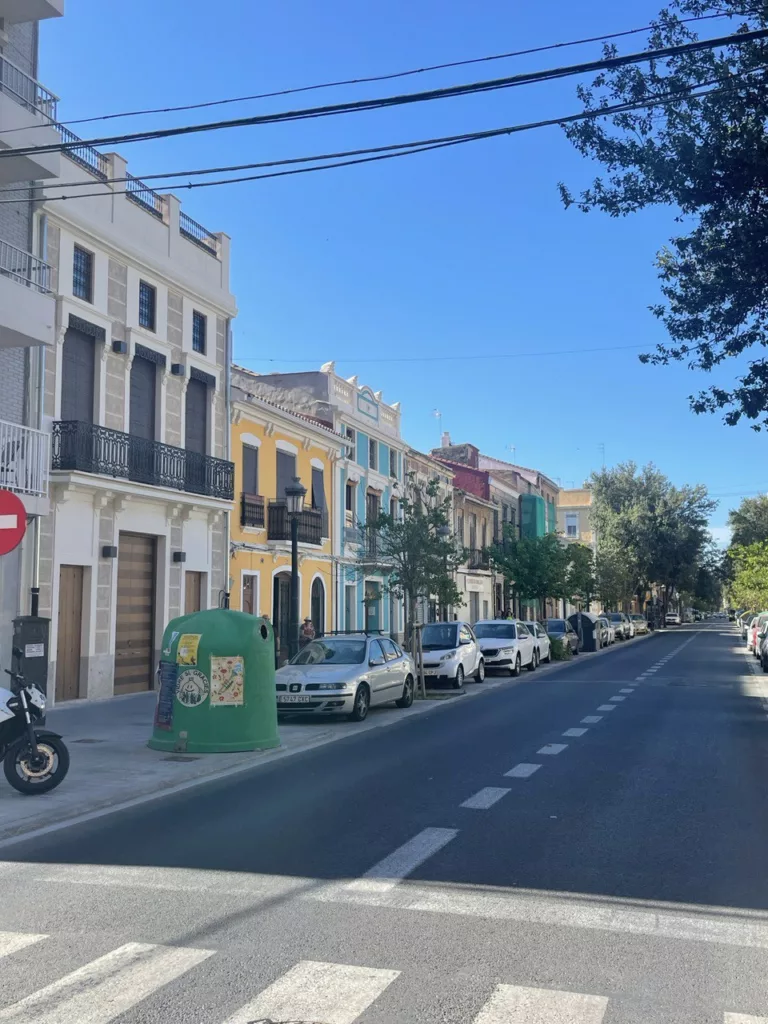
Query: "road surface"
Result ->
[[1, 622, 767, 1022]]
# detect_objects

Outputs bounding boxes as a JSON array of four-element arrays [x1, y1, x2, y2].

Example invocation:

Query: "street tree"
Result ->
[[728, 541, 768, 610], [566, 543, 597, 608], [728, 495, 768, 547], [358, 477, 464, 643], [560, 0, 768, 428], [490, 531, 570, 619]]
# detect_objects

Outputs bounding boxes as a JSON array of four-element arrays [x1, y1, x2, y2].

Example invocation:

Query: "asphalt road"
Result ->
[[1, 623, 767, 1022]]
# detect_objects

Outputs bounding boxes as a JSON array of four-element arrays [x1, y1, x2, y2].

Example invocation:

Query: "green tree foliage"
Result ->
[[566, 543, 597, 606], [490, 531, 570, 619], [359, 477, 464, 639], [560, 0, 768, 427], [590, 462, 716, 607], [728, 495, 768, 547], [728, 541, 768, 610]]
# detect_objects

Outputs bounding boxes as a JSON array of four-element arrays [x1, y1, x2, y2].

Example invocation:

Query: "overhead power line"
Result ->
[[6, 12, 727, 134], [2, 69, 755, 205], [2, 26, 766, 163]]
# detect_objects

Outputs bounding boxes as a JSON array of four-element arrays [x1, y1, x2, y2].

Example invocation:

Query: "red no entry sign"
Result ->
[[0, 489, 27, 556]]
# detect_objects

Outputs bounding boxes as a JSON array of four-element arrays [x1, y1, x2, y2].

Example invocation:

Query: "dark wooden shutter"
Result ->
[[276, 451, 296, 501], [61, 329, 95, 422], [243, 445, 259, 494], [129, 356, 156, 440], [185, 378, 208, 454], [311, 467, 325, 510], [114, 533, 156, 694]]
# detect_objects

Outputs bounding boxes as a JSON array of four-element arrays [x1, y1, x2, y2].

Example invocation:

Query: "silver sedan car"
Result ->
[[276, 635, 415, 722]]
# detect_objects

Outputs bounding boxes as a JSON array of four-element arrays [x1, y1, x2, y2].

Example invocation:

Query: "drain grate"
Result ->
[[162, 755, 201, 762]]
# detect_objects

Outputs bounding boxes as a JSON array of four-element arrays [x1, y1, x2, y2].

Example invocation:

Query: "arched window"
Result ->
[[311, 577, 325, 637]]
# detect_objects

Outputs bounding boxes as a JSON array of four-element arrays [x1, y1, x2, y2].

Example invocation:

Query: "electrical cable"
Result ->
[[2, 26, 765, 162], [8, 12, 729, 135], [2, 69, 755, 205]]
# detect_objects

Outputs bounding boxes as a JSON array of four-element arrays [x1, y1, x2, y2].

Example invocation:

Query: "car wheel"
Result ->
[[396, 675, 414, 708], [452, 665, 465, 690], [511, 654, 521, 677], [572, 641, 579, 655], [527, 649, 537, 672], [543, 645, 552, 664], [474, 659, 485, 683], [349, 683, 370, 722]]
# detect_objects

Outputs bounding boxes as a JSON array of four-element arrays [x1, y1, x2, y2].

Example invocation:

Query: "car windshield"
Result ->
[[290, 639, 367, 666], [546, 619, 566, 633], [421, 624, 459, 650], [631, 615, 644, 621], [474, 623, 517, 639], [609, 613, 623, 622]]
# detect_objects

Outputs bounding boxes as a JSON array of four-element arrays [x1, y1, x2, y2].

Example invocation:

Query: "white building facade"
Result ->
[[38, 141, 235, 701]]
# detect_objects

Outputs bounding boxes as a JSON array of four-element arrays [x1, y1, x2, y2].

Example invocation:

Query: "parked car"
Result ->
[[474, 619, 537, 675], [749, 613, 768, 655], [597, 616, 615, 646], [607, 612, 631, 640], [665, 611, 682, 626], [543, 618, 580, 655], [630, 614, 649, 635], [276, 635, 415, 722], [740, 612, 756, 641], [527, 621, 552, 664], [759, 629, 768, 672], [419, 621, 485, 688]]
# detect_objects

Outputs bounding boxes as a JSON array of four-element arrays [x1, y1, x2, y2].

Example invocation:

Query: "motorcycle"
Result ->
[[0, 648, 69, 794]]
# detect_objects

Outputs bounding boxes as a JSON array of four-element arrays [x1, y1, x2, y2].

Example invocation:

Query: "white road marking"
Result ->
[[609, 696, 626, 702], [563, 728, 587, 738], [346, 827, 458, 894], [461, 787, 511, 810], [473, 983, 608, 1023], [597, 705, 616, 712], [316, 881, 768, 951], [0, 941, 212, 1024], [724, 1015, 768, 1023], [0, 932, 47, 960], [505, 763, 542, 779], [581, 716, 602, 724], [620, 688, 634, 693], [223, 960, 400, 1024], [538, 744, 568, 755]]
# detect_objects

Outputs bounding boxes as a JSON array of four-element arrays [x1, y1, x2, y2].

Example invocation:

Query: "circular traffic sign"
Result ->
[[0, 489, 27, 556]]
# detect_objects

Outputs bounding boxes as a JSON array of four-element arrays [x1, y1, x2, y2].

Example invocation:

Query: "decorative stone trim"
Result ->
[[190, 366, 216, 388], [69, 314, 106, 343], [134, 343, 167, 368]]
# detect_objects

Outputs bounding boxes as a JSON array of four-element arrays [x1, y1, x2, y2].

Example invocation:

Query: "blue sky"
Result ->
[[40, 0, 759, 542]]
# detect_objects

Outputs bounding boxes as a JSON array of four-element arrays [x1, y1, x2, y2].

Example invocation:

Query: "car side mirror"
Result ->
[[369, 656, 385, 667], [460, 637, 472, 646]]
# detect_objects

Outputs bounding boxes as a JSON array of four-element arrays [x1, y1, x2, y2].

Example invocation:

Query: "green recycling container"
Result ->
[[148, 608, 280, 753]]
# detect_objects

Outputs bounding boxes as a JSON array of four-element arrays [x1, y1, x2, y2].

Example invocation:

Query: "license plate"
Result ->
[[423, 668, 439, 676], [278, 694, 313, 704]]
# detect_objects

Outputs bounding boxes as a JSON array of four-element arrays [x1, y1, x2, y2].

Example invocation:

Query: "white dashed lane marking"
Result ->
[[563, 728, 587, 738], [461, 787, 511, 810], [538, 744, 568, 756], [505, 763, 542, 779], [597, 705, 616, 712], [345, 827, 458, 895], [620, 688, 634, 693], [581, 716, 602, 724], [610, 696, 626, 702]]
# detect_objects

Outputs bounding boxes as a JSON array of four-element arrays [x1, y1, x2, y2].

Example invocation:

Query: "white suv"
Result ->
[[420, 621, 485, 688], [474, 619, 537, 675]]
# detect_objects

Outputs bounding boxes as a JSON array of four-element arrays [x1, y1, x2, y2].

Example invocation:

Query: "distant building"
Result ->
[[557, 488, 595, 551], [404, 447, 455, 624]]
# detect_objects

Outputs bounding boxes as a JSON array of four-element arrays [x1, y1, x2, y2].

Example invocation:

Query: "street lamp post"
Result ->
[[285, 476, 307, 661]]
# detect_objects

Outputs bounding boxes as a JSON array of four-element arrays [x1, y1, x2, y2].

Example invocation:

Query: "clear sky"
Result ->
[[39, 0, 759, 542]]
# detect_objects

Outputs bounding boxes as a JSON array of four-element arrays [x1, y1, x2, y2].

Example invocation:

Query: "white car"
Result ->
[[528, 621, 552, 664], [597, 616, 615, 645], [276, 635, 416, 722], [420, 621, 485, 688], [666, 612, 682, 626], [474, 619, 538, 675]]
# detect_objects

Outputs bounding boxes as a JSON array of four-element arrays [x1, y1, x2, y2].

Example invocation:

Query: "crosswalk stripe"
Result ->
[[472, 983, 608, 1023], [0, 933, 47, 960], [0, 941, 213, 1023], [725, 1015, 768, 1022], [222, 960, 400, 1024]]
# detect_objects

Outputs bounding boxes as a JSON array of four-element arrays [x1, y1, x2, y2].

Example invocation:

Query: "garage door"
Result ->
[[114, 533, 156, 695]]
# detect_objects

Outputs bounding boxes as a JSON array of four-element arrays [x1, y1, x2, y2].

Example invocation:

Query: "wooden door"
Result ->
[[185, 571, 202, 614], [55, 565, 83, 702], [273, 573, 291, 664], [60, 329, 95, 422], [114, 533, 156, 694]]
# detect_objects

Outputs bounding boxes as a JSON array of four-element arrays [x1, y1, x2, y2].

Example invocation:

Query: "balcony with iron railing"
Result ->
[[240, 492, 266, 529], [0, 240, 53, 294], [267, 501, 326, 545], [0, 54, 57, 121], [51, 421, 234, 500], [0, 240, 55, 348], [467, 548, 491, 571], [0, 419, 49, 498]]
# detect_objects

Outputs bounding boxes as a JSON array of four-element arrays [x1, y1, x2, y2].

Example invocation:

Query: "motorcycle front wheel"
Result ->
[[4, 736, 70, 795]]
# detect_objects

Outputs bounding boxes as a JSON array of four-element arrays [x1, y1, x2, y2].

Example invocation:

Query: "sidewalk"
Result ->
[[0, 632, 654, 846]]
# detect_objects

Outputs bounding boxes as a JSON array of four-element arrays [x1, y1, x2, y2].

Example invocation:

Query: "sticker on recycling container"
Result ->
[[210, 656, 245, 706], [163, 631, 180, 657], [177, 633, 201, 666], [176, 668, 210, 708]]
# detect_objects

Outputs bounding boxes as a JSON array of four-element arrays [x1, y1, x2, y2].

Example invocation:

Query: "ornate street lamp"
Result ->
[[285, 476, 307, 660]]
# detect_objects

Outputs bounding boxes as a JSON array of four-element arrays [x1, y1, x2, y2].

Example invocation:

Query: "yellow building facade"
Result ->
[[229, 370, 349, 662]]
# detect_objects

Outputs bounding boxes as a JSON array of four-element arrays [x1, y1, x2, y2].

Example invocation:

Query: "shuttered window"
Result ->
[[61, 329, 95, 423], [185, 378, 208, 454], [129, 356, 156, 440], [243, 444, 259, 494], [276, 450, 296, 501], [311, 467, 325, 510]]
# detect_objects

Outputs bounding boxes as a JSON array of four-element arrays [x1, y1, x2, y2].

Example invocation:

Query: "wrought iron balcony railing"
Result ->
[[267, 501, 325, 545], [467, 548, 491, 570], [240, 492, 265, 528], [0, 240, 53, 294], [0, 55, 58, 120], [51, 421, 234, 499]]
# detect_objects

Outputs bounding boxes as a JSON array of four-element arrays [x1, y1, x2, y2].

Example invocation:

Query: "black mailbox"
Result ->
[[12, 616, 51, 696]]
